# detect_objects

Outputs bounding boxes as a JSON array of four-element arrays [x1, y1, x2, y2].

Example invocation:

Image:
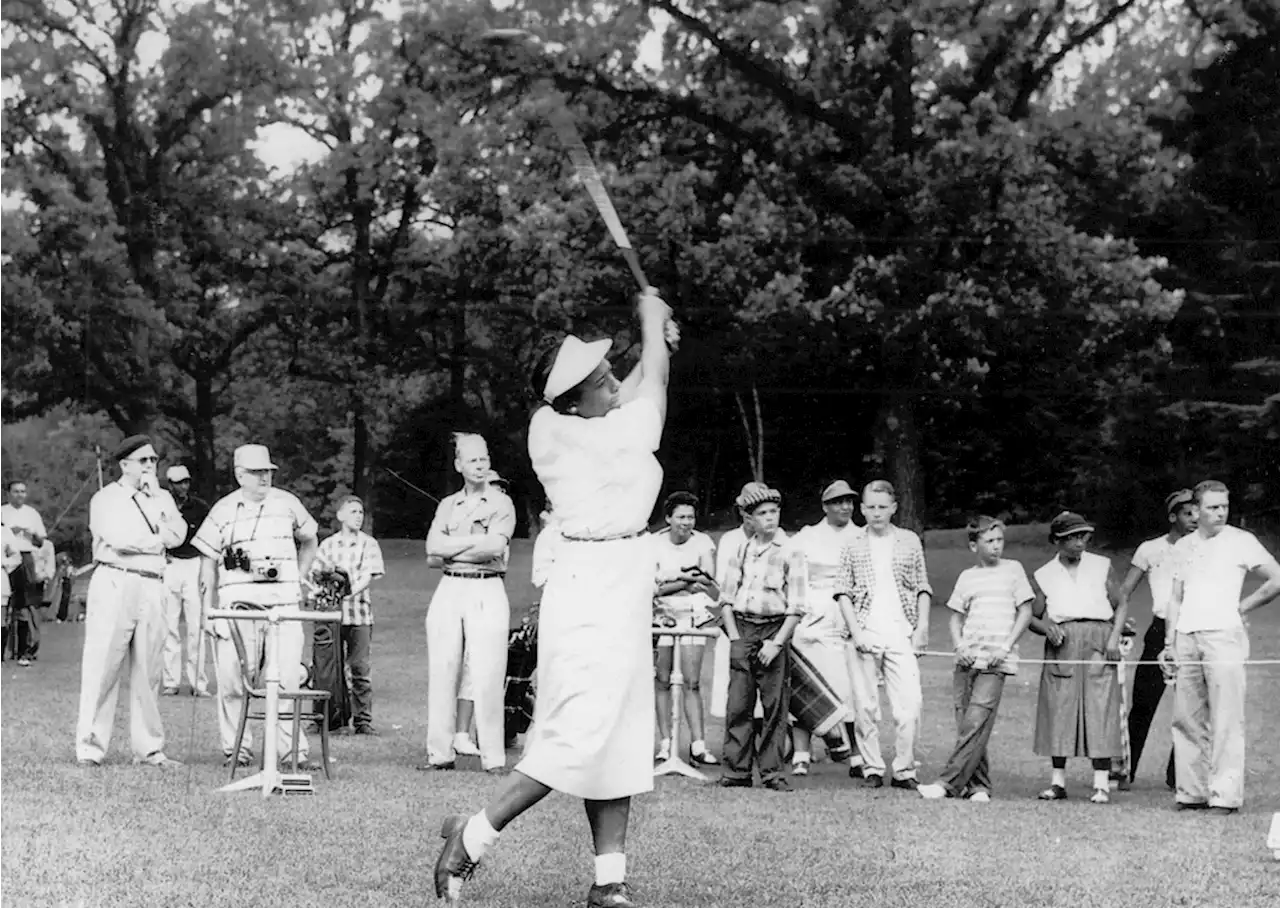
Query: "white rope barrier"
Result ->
[[914, 649, 1280, 667]]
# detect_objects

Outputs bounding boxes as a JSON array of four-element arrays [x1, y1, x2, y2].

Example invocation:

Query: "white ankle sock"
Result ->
[[595, 852, 626, 886], [1051, 767, 1067, 788], [793, 750, 811, 763], [690, 740, 707, 756], [1093, 769, 1109, 790], [461, 811, 500, 861]]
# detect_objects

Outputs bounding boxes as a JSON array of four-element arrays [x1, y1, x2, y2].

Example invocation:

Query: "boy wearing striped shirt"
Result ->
[[919, 516, 1033, 801]]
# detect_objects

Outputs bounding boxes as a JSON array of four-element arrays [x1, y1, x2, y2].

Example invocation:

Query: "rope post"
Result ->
[[653, 626, 720, 781]]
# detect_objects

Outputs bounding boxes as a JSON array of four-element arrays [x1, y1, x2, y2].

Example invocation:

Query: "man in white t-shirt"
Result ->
[[1116, 489, 1198, 789], [1164, 480, 1280, 814], [2, 480, 48, 665]]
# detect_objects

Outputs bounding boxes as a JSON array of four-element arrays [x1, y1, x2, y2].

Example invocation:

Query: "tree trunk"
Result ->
[[733, 386, 765, 482], [350, 178, 374, 504], [194, 373, 217, 502], [874, 394, 925, 534]]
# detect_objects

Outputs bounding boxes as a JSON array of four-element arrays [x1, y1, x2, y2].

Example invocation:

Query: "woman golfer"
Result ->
[[435, 288, 678, 908]]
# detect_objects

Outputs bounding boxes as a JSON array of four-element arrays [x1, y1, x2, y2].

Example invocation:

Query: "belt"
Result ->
[[561, 530, 645, 543], [96, 562, 164, 581], [732, 612, 788, 625], [443, 570, 506, 580]]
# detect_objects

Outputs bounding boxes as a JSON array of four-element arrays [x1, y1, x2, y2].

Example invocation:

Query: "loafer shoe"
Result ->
[[434, 813, 479, 902]]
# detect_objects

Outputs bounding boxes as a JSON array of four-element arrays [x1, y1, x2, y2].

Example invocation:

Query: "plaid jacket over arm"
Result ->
[[833, 527, 932, 630]]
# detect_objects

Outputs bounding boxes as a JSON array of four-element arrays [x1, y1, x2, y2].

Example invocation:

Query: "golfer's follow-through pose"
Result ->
[[435, 288, 677, 908]]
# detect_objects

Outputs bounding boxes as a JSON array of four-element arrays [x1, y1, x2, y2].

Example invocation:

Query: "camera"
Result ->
[[223, 547, 283, 581], [249, 556, 282, 581]]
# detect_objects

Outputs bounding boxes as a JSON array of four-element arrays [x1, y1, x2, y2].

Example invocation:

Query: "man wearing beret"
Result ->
[[193, 444, 320, 769], [74, 435, 188, 767]]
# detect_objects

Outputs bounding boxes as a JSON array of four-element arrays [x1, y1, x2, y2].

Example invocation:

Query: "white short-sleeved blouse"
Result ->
[[528, 398, 663, 539]]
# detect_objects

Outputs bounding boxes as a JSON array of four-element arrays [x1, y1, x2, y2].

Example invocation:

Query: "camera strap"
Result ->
[[131, 494, 158, 535]]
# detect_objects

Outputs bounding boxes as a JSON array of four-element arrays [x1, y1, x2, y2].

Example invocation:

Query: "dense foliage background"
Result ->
[[3, 0, 1276, 554]]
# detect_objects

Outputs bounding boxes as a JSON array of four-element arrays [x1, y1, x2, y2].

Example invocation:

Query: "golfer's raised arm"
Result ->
[[618, 289, 673, 424]]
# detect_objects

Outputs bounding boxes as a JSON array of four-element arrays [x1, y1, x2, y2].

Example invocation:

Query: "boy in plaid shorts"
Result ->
[[313, 495, 385, 734]]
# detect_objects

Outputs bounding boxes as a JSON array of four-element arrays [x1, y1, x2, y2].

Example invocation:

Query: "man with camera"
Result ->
[[192, 444, 320, 769]]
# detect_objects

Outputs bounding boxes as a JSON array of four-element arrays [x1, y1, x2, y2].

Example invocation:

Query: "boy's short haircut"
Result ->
[[967, 515, 1005, 544], [863, 479, 896, 499], [1192, 479, 1229, 502], [337, 495, 364, 513]]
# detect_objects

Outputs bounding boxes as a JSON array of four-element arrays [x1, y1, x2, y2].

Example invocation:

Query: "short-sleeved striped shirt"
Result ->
[[193, 488, 318, 608], [947, 559, 1035, 674], [315, 530, 385, 625]]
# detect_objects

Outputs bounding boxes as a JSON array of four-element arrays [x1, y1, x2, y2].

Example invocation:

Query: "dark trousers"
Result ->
[[56, 584, 73, 622], [6, 567, 39, 659], [342, 625, 373, 729], [939, 668, 1006, 795], [1127, 617, 1176, 786], [723, 615, 790, 783]]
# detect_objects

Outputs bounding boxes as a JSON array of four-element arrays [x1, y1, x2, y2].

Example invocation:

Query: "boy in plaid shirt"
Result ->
[[313, 495, 385, 734]]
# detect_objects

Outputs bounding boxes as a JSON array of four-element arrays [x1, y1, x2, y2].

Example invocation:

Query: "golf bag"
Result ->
[[309, 567, 352, 731], [503, 604, 539, 749]]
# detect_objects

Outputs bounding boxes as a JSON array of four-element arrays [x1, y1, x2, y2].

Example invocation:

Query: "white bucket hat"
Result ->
[[542, 336, 612, 404], [233, 444, 277, 470]]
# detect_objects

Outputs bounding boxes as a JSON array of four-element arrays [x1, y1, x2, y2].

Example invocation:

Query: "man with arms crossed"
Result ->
[[422, 433, 515, 773], [1163, 480, 1280, 814], [193, 444, 320, 769]]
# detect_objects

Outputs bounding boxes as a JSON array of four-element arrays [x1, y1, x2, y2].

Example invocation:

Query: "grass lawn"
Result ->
[[3, 532, 1279, 908]]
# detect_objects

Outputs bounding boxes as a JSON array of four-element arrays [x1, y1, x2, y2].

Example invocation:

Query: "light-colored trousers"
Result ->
[[75, 568, 167, 763], [425, 576, 509, 769], [1173, 627, 1248, 808], [162, 557, 210, 692], [214, 612, 308, 761], [848, 644, 922, 779]]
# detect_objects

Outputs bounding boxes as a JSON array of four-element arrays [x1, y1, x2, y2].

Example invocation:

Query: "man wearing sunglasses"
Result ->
[[75, 435, 188, 767]]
